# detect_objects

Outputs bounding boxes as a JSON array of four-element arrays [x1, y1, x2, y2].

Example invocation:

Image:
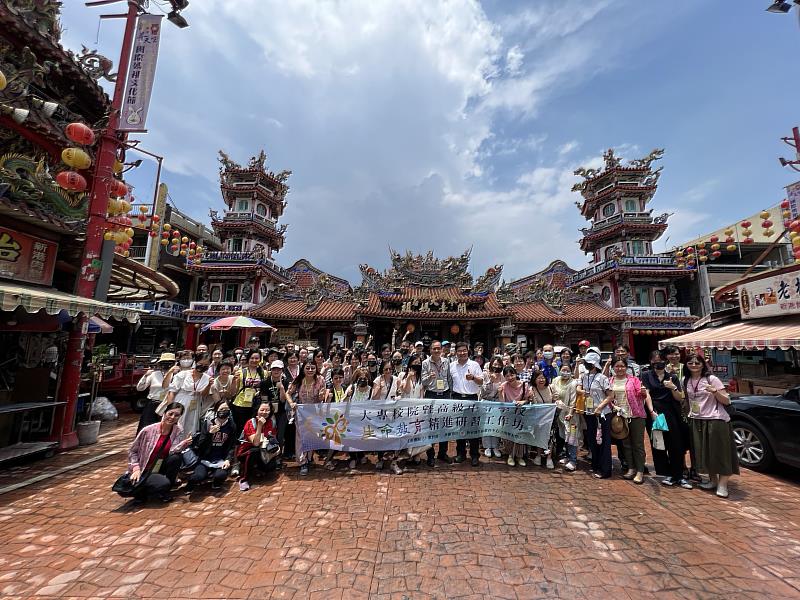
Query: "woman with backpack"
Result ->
[[185, 399, 237, 492]]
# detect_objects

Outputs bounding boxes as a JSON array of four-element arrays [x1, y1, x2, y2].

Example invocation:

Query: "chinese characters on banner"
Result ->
[[0, 226, 57, 286], [119, 14, 163, 131], [787, 181, 800, 221], [296, 399, 557, 453], [738, 274, 800, 319]]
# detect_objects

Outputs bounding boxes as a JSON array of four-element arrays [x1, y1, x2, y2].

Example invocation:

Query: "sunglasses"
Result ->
[[686, 360, 702, 365]]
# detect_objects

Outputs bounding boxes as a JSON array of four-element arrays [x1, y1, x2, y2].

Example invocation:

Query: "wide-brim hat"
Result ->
[[157, 352, 176, 363], [584, 352, 602, 367], [610, 414, 629, 440]]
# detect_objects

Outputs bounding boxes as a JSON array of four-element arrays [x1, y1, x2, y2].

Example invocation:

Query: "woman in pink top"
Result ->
[[499, 366, 532, 467], [683, 354, 738, 498], [287, 362, 326, 476], [609, 359, 656, 484]]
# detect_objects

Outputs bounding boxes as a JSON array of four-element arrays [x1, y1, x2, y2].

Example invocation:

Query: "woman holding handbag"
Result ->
[[683, 354, 738, 498], [237, 401, 280, 491], [609, 358, 657, 484], [186, 399, 237, 492], [118, 402, 191, 503]]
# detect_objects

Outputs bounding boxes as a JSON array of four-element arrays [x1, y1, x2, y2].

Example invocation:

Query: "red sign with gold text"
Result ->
[[0, 226, 57, 286]]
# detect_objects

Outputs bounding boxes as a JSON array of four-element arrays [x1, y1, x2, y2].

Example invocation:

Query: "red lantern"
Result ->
[[698, 249, 707, 256], [709, 235, 719, 243], [785, 219, 792, 228], [712, 250, 721, 258], [65, 122, 95, 146], [793, 248, 800, 258], [741, 220, 751, 228], [762, 220, 773, 228], [55, 170, 87, 192], [781, 199, 790, 209], [189, 242, 196, 249], [161, 232, 169, 239], [686, 246, 695, 254], [743, 237, 754, 244], [109, 179, 128, 197], [149, 230, 157, 238], [152, 215, 160, 222], [791, 220, 800, 232]]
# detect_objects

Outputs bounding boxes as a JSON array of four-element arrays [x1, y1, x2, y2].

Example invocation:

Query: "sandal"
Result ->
[[633, 473, 644, 484]]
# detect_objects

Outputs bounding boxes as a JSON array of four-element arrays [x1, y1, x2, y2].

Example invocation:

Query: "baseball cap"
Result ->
[[442, 340, 450, 346], [414, 341, 424, 347], [578, 340, 591, 347], [270, 360, 285, 370], [248, 335, 260, 342]]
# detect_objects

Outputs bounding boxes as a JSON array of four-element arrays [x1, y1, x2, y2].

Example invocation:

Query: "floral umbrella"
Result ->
[[201, 316, 275, 332]]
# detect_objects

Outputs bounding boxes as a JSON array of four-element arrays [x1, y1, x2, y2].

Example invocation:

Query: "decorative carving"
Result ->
[[69, 46, 116, 82], [360, 248, 474, 290], [668, 282, 678, 307], [4, 0, 63, 42], [275, 169, 292, 183], [200, 280, 210, 301], [653, 212, 670, 225], [240, 281, 253, 303], [603, 148, 621, 170], [208, 209, 219, 221], [620, 282, 634, 307], [0, 152, 86, 219], [497, 276, 602, 313], [473, 265, 503, 293], [248, 150, 267, 170], [629, 148, 665, 169], [218, 150, 240, 174]]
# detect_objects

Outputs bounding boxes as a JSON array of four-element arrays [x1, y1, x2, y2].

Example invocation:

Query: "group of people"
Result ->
[[122, 335, 738, 503]]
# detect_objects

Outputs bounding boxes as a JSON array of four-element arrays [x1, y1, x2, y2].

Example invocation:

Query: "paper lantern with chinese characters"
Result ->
[[55, 170, 87, 192], [65, 122, 95, 146], [450, 324, 460, 335]]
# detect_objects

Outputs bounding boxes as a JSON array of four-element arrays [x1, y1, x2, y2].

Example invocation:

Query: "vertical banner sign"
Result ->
[[119, 14, 163, 131], [0, 226, 57, 285], [786, 181, 800, 220]]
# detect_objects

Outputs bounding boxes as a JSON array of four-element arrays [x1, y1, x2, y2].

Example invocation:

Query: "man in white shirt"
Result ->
[[421, 340, 453, 465], [450, 342, 484, 466]]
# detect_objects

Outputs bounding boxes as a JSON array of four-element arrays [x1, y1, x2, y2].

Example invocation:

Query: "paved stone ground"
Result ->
[[0, 413, 799, 599]]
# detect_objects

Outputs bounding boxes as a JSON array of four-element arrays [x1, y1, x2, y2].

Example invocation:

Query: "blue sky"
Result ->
[[60, 0, 800, 284]]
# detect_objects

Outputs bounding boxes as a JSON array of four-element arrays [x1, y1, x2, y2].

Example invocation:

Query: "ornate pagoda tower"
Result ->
[[186, 151, 292, 330], [569, 149, 696, 358]]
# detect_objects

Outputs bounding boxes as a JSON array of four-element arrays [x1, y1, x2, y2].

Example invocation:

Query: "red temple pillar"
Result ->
[[51, 313, 89, 450], [183, 323, 198, 350]]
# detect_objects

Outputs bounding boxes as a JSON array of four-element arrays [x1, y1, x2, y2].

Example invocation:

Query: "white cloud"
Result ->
[[559, 140, 580, 155]]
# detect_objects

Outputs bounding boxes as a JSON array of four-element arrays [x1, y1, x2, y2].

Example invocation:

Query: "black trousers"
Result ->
[[230, 405, 253, 441], [453, 392, 479, 459], [424, 389, 452, 459], [188, 462, 229, 487], [652, 399, 685, 480], [137, 400, 161, 434], [585, 414, 612, 478], [134, 453, 182, 500], [238, 447, 277, 482]]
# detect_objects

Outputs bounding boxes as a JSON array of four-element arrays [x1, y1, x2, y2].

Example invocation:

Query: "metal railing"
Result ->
[[618, 306, 691, 318], [582, 211, 655, 234], [215, 211, 278, 230], [569, 256, 677, 284], [198, 251, 289, 278], [128, 246, 147, 260]]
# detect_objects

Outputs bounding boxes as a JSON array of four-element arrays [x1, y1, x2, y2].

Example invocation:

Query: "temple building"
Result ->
[[185, 151, 293, 347], [184, 148, 696, 357], [568, 149, 696, 358]]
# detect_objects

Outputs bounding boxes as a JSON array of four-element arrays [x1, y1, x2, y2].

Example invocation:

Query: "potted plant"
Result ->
[[76, 351, 106, 445]]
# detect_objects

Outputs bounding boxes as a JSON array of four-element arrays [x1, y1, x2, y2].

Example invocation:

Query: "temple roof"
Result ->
[[251, 299, 355, 322], [509, 260, 575, 291], [358, 288, 512, 320], [512, 301, 625, 323]]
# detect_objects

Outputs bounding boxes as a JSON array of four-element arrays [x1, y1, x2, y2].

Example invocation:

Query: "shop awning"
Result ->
[[89, 316, 114, 333], [0, 282, 143, 323], [658, 316, 800, 351]]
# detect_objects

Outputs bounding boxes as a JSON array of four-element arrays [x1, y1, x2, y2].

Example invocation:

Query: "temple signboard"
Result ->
[[0, 226, 57, 286]]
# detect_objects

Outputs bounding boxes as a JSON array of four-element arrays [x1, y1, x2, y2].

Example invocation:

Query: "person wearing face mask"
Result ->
[[642, 349, 689, 488], [480, 356, 505, 459], [537, 344, 558, 384], [365, 352, 379, 380], [186, 400, 237, 491], [550, 364, 579, 471], [177, 350, 195, 371], [472, 342, 486, 369], [390, 351, 404, 376], [136, 353, 175, 433], [120, 402, 192, 503], [164, 352, 212, 436], [340, 367, 374, 471]]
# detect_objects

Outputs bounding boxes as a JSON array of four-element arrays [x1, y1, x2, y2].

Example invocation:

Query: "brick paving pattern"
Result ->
[[0, 417, 798, 599]]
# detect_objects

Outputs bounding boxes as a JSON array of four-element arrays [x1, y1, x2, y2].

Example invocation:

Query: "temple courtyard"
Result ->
[[0, 413, 798, 600]]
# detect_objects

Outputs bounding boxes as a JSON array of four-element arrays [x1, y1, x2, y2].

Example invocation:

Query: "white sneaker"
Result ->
[[231, 466, 240, 477], [546, 457, 554, 470], [348, 459, 356, 470], [558, 457, 567, 465], [535, 455, 543, 467], [518, 457, 527, 467], [564, 461, 576, 472], [507, 457, 515, 467], [484, 448, 492, 457], [492, 448, 502, 458]]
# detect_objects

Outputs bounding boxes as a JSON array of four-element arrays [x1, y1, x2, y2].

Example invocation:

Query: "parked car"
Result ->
[[729, 386, 800, 471], [81, 354, 154, 412]]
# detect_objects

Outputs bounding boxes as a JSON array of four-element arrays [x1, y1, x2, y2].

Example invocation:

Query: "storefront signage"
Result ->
[[119, 14, 163, 131], [0, 226, 57, 286], [115, 300, 187, 320], [275, 327, 299, 343], [738, 273, 800, 319]]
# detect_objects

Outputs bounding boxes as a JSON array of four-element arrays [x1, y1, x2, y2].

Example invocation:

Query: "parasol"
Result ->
[[201, 316, 275, 332]]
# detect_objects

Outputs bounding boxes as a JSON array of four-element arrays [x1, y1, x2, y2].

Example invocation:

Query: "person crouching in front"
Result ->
[[185, 400, 236, 492]]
